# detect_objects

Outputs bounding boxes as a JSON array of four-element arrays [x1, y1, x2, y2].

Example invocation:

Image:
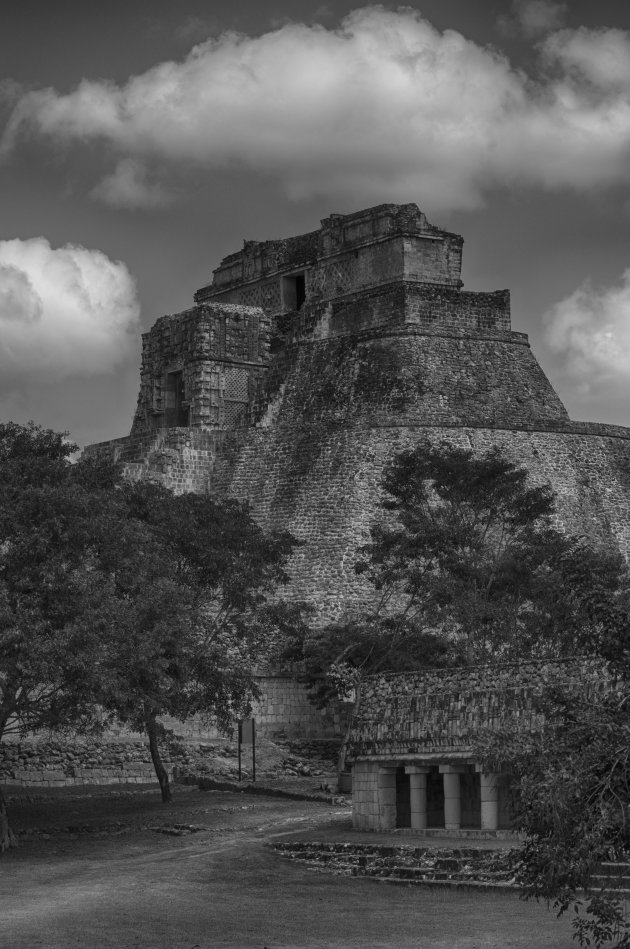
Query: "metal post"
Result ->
[[238, 720, 242, 783]]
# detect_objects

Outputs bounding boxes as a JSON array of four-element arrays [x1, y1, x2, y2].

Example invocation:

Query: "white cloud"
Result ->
[[90, 158, 173, 209], [544, 270, 630, 396], [541, 27, 630, 88], [499, 1, 566, 39], [0, 238, 140, 385], [2, 7, 630, 212]]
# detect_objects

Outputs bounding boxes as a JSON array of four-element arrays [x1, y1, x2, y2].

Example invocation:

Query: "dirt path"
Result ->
[[0, 785, 575, 948]]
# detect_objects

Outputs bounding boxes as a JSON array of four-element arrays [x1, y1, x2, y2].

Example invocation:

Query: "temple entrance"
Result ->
[[395, 766, 483, 830], [461, 770, 481, 828], [282, 273, 306, 311], [427, 769, 445, 828], [395, 766, 410, 828], [165, 371, 188, 427]]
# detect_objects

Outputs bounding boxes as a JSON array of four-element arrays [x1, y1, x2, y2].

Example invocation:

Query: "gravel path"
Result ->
[[0, 783, 575, 948]]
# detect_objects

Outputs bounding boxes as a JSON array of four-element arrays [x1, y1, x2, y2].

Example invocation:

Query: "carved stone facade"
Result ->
[[130, 304, 271, 437]]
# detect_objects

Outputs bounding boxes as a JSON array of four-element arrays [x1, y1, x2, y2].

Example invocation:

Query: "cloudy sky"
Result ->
[[1, 0, 629, 448]]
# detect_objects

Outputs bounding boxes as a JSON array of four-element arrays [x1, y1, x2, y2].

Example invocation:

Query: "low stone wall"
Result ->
[[0, 732, 342, 791], [0, 737, 186, 789], [0, 670, 347, 789]]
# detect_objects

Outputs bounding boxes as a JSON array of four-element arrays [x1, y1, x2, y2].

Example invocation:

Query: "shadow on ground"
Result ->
[[0, 782, 575, 949]]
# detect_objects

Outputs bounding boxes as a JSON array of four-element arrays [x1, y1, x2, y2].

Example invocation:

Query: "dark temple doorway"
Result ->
[[395, 766, 411, 828], [282, 273, 306, 311], [427, 769, 445, 828], [165, 371, 188, 427]]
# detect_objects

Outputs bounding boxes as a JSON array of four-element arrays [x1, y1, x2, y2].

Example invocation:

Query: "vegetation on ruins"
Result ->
[[287, 438, 630, 945], [307, 439, 630, 948], [0, 421, 300, 851], [288, 441, 622, 700], [286, 441, 626, 788]]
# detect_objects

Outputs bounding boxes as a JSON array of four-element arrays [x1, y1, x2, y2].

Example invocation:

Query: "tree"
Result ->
[[0, 421, 304, 851], [93, 482, 301, 802], [475, 577, 630, 948], [476, 680, 630, 947], [285, 441, 625, 768], [0, 423, 121, 851]]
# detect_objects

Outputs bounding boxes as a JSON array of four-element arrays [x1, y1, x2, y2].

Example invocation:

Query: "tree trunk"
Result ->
[[0, 786, 17, 854], [337, 680, 362, 777], [145, 711, 171, 803]]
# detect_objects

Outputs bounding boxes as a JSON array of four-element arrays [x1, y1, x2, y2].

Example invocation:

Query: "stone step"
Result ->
[[274, 842, 630, 896], [272, 842, 518, 889], [273, 841, 505, 860]]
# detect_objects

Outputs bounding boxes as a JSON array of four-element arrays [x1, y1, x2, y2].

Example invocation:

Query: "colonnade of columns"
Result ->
[[377, 763, 501, 832]]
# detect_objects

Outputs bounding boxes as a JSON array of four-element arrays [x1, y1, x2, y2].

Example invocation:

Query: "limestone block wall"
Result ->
[[288, 284, 511, 341], [88, 418, 630, 621], [251, 672, 347, 738], [83, 428, 218, 494], [158, 672, 347, 741], [251, 329, 569, 432], [0, 736, 208, 789], [212, 419, 630, 620]]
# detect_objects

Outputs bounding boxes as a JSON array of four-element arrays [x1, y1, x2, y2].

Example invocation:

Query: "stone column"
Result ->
[[405, 765, 432, 831], [377, 766, 397, 831], [439, 764, 465, 831], [479, 772, 500, 831]]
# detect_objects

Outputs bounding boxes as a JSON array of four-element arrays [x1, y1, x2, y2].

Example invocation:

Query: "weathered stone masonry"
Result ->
[[82, 201, 630, 732], [347, 659, 611, 832]]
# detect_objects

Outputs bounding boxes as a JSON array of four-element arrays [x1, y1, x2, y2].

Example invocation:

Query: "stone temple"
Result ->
[[81, 203, 630, 828], [86, 201, 630, 610]]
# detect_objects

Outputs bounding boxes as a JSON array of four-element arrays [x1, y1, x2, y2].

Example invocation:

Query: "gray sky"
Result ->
[[1, 0, 629, 448]]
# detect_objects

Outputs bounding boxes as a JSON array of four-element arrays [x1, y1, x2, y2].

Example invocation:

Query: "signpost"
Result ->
[[238, 718, 256, 783]]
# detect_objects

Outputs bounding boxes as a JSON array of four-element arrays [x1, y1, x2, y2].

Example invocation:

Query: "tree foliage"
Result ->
[[94, 482, 300, 802], [477, 679, 630, 947], [0, 424, 116, 744], [287, 441, 623, 708], [0, 423, 120, 850], [0, 421, 302, 850]]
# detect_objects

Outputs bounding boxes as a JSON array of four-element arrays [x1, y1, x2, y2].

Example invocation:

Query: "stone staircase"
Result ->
[[272, 843, 630, 899], [272, 842, 521, 890]]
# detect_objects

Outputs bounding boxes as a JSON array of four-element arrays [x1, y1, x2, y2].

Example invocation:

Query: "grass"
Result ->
[[0, 783, 576, 948]]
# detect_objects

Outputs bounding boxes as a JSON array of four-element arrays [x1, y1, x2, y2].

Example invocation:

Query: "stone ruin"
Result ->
[[72, 203, 630, 795], [347, 658, 610, 833], [86, 201, 630, 620]]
